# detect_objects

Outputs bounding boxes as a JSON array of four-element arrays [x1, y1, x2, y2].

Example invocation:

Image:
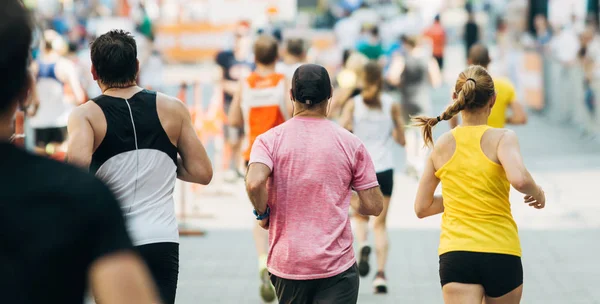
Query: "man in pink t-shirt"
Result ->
[[245, 64, 384, 303]]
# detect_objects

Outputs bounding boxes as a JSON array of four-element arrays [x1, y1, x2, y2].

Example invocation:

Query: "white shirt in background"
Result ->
[[551, 27, 580, 64], [334, 17, 362, 50]]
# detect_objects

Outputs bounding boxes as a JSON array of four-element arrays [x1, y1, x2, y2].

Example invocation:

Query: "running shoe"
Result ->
[[259, 267, 276, 303], [373, 271, 388, 294], [358, 245, 371, 277]]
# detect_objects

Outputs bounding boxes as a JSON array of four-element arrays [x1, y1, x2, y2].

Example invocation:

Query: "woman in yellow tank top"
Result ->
[[412, 65, 546, 304]]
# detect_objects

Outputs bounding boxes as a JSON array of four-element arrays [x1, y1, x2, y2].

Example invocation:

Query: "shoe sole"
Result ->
[[259, 268, 276, 303], [358, 246, 371, 277]]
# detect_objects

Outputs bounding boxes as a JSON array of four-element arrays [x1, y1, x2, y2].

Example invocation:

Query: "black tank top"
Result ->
[[90, 90, 177, 174]]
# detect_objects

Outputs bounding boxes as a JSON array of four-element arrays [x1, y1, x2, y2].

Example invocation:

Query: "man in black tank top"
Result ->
[[67, 30, 214, 304], [0, 2, 159, 303]]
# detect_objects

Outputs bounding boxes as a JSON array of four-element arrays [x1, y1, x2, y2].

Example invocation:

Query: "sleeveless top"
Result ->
[[352, 94, 395, 173], [435, 125, 521, 257], [90, 90, 179, 246], [241, 72, 288, 161], [29, 61, 72, 129]]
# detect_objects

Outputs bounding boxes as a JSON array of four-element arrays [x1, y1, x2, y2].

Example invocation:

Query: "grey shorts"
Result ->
[[269, 264, 359, 304]]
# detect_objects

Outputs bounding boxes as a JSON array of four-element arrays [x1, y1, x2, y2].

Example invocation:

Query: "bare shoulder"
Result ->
[[71, 101, 96, 119], [156, 92, 188, 117], [434, 131, 455, 150], [494, 128, 518, 146]]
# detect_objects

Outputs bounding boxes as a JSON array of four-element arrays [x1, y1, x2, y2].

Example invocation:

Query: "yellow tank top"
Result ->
[[435, 125, 521, 257]]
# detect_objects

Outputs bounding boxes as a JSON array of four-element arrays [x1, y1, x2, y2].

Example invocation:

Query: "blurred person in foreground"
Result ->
[[67, 30, 213, 304], [216, 21, 254, 181], [28, 29, 85, 153], [450, 44, 527, 129], [339, 62, 405, 294], [413, 65, 545, 304], [0, 1, 159, 303], [245, 64, 383, 303], [228, 34, 291, 302]]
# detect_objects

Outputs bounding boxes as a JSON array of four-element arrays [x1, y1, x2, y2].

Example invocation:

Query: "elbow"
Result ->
[[245, 178, 266, 195], [414, 203, 427, 219], [415, 210, 427, 219], [198, 167, 213, 185], [509, 177, 530, 193], [371, 201, 384, 216], [190, 165, 213, 185]]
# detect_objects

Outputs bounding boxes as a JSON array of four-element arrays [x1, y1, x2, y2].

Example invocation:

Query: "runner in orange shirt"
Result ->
[[228, 34, 292, 303], [424, 14, 446, 72]]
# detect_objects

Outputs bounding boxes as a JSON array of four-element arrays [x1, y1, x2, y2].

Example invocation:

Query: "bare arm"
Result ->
[[176, 100, 213, 184], [497, 130, 540, 195], [329, 87, 354, 119], [506, 100, 528, 125], [387, 55, 404, 87], [90, 252, 160, 304], [414, 155, 444, 218], [391, 102, 406, 146], [227, 81, 244, 128], [59, 59, 86, 104], [338, 98, 354, 131], [355, 186, 384, 216], [245, 163, 271, 214], [67, 106, 94, 169]]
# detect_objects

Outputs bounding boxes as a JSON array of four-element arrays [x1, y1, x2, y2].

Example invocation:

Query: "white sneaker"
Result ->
[[373, 272, 388, 294]]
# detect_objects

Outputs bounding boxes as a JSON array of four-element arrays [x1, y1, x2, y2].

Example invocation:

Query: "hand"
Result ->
[[258, 218, 269, 230], [524, 186, 545, 209]]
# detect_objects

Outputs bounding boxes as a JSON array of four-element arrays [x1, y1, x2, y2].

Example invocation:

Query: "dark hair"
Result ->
[[370, 26, 379, 37], [342, 49, 352, 67], [91, 30, 138, 88], [253, 35, 278, 65], [435, 14, 441, 22], [286, 38, 305, 57], [0, 0, 33, 113], [468, 43, 491, 67], [401, 35, 417, 48], [412, 65, 495, 146], [363, 61, 382, 88]]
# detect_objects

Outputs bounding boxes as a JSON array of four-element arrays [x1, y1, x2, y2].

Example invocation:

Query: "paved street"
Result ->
[[174, 94, 600, 304], [161, 45, 600, 303]]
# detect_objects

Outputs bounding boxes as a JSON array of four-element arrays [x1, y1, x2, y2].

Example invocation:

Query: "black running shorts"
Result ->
[[137, 242, 179, 304], [439, 251, 523, 298], [376, 169, 394, 197], [34, 126, 67, 146], [270, 264, 359, 304]]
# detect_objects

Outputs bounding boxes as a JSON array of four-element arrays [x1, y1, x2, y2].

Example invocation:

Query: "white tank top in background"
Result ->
[[29, 62, 73, 129], [353, 94, 395, 173]]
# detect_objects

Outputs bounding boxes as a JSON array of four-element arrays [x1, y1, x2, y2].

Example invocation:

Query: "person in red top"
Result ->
[[228, 34, 291, 303], [424, 14, 447, 71]]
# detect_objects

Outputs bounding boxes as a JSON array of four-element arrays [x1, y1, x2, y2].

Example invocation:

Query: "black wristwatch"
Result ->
[[253, 206, 270, 220]]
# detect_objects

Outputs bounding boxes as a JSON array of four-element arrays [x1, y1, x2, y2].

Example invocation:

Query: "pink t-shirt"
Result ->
[[249, 116, 379, 280]]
